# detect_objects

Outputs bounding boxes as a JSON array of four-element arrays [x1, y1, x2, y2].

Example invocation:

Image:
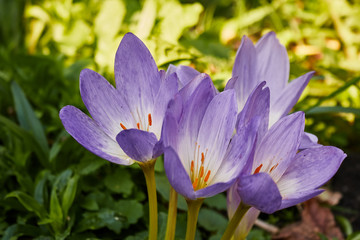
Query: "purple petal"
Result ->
[[161, 112, 179, 149], [236, 81, 269, 141], [228, 36, 257, 110], [176, 77, 216, 172], [237, 173, 282, 214], [212, 116, 259, 184], [164, 147, 196, 200], [279, 189, 324, 210], [195, 181, 235, 199], [116, 129, 158, 162], [256, 32, 289, 103], [80, 69, 133, 139], [114, 33, 159, 114], [179, 73, 217, 102], [151, 72, 179, 138], [269, 72, 314, 126], [167, 64, 200, 89], [253, 112, 304, 182], [277, 146, 345, 199], [59, 106, 132, 165], [299, 132, 321, 149], [196, 90, 237, 178]]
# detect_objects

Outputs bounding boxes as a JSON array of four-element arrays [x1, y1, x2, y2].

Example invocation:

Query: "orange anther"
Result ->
[[148, 114, 152, 126], [137, 123, 140, 129], [270, 163, 279, 173], [204, 170, 211, 182], [254, 164, 263, 174], [191, 160, 194, 173], [199, 166, 204, 177], [120, 123, 127, 130], [192, 178, 198, 189], [201, 152, 205, 163]]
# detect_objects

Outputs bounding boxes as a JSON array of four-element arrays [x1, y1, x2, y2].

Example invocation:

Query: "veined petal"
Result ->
[[161, 112, 179, 150], [80, 68, 133, 139], [59, 106, 132, 165], [152, 72, 179, 138], [116, 129, 158, 162], [212, 116, 259, 184], [196, 90, 237, 183], [177, 77, 216, 173], [166, 64, 200, 88], [114, 33, 159, 117], [269, 72, 314, 126], [236, 81, 269, 142], [253, 112, 304, 182], [299, 132, 321, 149], [228, 35, 257, 111], [195, 181, 235, 199], [279, 189, 324, 210], [179, 73, 217, 103], [277, 146, 345, 198], [256, 32, 289, 103], [164, 147, 196, 200], [237, 173, 282, 214]]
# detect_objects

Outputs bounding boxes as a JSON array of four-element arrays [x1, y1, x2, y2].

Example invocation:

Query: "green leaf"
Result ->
[[135, 0, 156, 39], [307, 106, 360, 115], [49, 186, 64, 233], [203, 193, 227, 210], [115, 199, 144, 224], [347, 232, 360, 240], [62, 175, 79, 217], [104, 167, 134, 196], [11, 81, 49, 159], [6, 191, 47, 219], [335, 215, 353, 236], [198, 208, 227, 232]]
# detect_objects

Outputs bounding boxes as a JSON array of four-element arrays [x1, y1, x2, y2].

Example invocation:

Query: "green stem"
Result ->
[[185, 199, 204, 240], [221, 202, 251, 240], [165, 187, 178, 240], [139, 160, 158, 240]]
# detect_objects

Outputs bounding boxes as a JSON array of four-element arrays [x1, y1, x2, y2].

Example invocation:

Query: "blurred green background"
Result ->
[[1, 0, 359, 239]]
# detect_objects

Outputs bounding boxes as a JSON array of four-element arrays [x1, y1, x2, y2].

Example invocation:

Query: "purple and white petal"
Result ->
[[256, 32, 289, 103], [116, 129, 158, 162], [196, 90, 237, 181], [166, 64, 200, 89], [236, 81, 269, 141], [80, 69, 133, 139], [279, 189, 324, 210], [114, 33, 159, 118], [299, 132, 321, 149], [237, 173, 282, 214], [269, 72, 314, 126], [277, 146, 346, 198], [176, 77, 216, 172], [60, 106, 132, 165], [179, 73, 217, 103], [164, 147, 196, 200], [152, 72, 179, 138], [228, 35, 257, 111], [195, 181, 235, 199], [253, 112, 304, 182]]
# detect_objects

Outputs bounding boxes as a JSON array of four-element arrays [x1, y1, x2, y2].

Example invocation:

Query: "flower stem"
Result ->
[[185, 198, 204, 240], [139, 160, 158, 240], [221, 202, 251, 240], [165, 187, 178, 240]]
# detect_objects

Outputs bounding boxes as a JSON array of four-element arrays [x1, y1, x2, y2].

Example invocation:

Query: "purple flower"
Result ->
[[59, 33, 178, 164], [225, 32, 318, 148], [162, 76, 258, 200]]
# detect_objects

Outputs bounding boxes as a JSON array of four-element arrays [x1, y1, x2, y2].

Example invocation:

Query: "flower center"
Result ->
[[190, 142, 211, 191], [120, 113, 152, 131]]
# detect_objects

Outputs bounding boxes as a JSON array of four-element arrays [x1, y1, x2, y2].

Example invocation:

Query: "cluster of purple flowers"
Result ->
[[60, 32, 346, 239]]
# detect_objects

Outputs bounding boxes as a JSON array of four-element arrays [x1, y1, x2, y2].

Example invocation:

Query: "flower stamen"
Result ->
[[148, 113, 152, 126], [204, 170, 211, 182], [254, 164, 263, 174], [270, 163, 279, 173], [137, 123, 140, 129], [120, 123, 127, 130]]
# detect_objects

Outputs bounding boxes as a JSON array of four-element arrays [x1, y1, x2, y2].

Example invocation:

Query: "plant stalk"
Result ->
[[221, 201, 251, 240], [139, 160, 158, 240], [165, 187, 178, 240], [185, 198, 204, 240]]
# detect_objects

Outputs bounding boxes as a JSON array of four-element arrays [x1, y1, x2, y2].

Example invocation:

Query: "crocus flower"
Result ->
[[162, 75, 258, 200], [225, 32, 318, 148], [59, 33, 178, 164], [227, 86, 346, 238]]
